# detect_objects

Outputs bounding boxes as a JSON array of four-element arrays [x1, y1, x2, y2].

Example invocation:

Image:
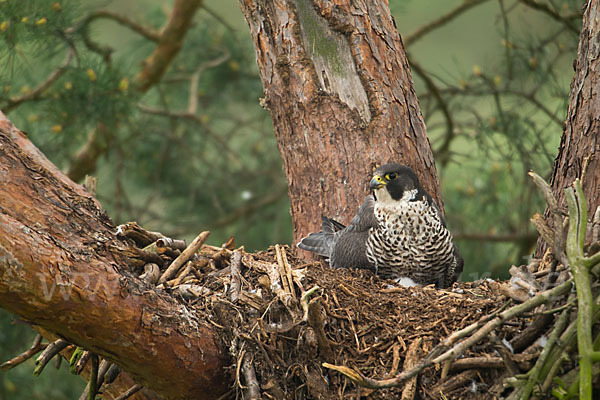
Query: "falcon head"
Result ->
[[369, 164, 423, 204]]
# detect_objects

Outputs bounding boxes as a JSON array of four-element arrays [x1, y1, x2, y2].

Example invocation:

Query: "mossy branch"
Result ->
[[565, 179, 594, 400]]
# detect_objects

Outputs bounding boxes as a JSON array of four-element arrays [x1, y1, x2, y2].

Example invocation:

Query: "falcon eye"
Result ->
[[386, 172, 398, 180]]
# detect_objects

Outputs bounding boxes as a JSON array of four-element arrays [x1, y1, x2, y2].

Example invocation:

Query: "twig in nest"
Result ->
[[104, 363, 121, 384], [275, 245, 296, 300], [450, 354, 538, 370], [229, 251, 242, 303], [116, 222, 164, 247], [510, 313, 553, 354], [388, 344, 401, 377], [139, 263, 160, 284], [345, 308, 361, 352], [158, 231, 210, 284], [168, 262, 194, 287], [307, 297, 334, 362], [156, 237, 187, 251], [401, 338, 422, 400], [520, 300, 572, 399], [95, 360, 113, 391], [431, 279, 572, 365], [235, 347, 246, 390], [1, 334, 47, 371], [241, 352, 261, 400], [74, 350, 91, 375], [490, 332, 519, 376], [77, 358, 112, 400], [114, 385, 142, 400], [261, 258, 294, 307], [33, 339, 69, 376], [431, 370, 478, 397], [301, 286, 320, 321]]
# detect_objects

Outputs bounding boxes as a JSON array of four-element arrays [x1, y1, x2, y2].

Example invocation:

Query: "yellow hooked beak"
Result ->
[[369, 175, 386, 190]]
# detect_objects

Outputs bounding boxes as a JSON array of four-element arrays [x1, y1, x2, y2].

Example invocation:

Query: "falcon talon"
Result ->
[[297, 163, 463, 288]]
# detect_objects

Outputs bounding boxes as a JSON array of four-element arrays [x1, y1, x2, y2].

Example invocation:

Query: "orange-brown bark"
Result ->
[[0, 111, 228, 399], [239, 0, 441, 248], [536, 0, 600, 256], [549, 0, 600, 215]]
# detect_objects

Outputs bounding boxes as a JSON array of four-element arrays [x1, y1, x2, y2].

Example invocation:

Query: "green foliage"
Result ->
[[0, 0, 79, 55]]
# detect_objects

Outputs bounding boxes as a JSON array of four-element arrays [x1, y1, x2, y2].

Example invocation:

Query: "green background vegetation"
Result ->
[[0, 0, 581, 397]]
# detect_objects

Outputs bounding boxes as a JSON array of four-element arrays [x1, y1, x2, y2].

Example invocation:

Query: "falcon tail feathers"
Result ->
[[297, 231, 334, 258]]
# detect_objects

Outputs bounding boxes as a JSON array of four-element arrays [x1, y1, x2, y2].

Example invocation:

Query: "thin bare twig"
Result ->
[[229, 251, 242, 303], [114, 385, 143, 400], [519, 0, 580, 34], [189, 52, 230, 114], [1, 334, 47, 371], [33, 339, 69, 376], [408, 57, 455, 164], [79, 10, 160, 42], [158, 231, 210, 284], [404, 0, 491, 46], [241, 352, 261, 399]]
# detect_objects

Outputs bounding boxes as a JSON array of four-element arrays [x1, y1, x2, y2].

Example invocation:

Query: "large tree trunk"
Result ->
[[239, 0, 441, 247], [536, 0, 600, 256], [0, 111, 228, 400]]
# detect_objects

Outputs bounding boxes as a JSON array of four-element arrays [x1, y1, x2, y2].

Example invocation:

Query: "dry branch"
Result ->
[[0, 334, 47, 371], [229, 251, 242, 303], [158, 231, 209, 284], [34, 339, 69, 376], [114, 385, 143, 400], [400, 338, 422, 400], [404, 0, 491, 46]]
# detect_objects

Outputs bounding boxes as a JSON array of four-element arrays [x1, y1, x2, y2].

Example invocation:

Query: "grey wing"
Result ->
[[345, 195, 378, 232], [330, 195, 378, 270]]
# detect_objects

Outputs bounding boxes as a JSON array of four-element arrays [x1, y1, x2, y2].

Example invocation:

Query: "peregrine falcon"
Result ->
[[297, 164, 463, 288]]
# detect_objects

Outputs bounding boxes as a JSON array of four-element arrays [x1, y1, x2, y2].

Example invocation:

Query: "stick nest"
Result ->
[[173, 244, 551, 399]]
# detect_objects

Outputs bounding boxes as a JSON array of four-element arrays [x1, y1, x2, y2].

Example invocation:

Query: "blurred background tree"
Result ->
[[0, 0, 582, 397]]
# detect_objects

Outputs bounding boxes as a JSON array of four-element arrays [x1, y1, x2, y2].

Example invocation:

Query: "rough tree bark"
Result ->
[[0, 111, 228, 400], [536, 0, 600, 256], [239, 0, 441, 247]]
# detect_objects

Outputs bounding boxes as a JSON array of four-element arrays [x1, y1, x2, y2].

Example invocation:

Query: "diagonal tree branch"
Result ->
[[0, 111, 228, 399]]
